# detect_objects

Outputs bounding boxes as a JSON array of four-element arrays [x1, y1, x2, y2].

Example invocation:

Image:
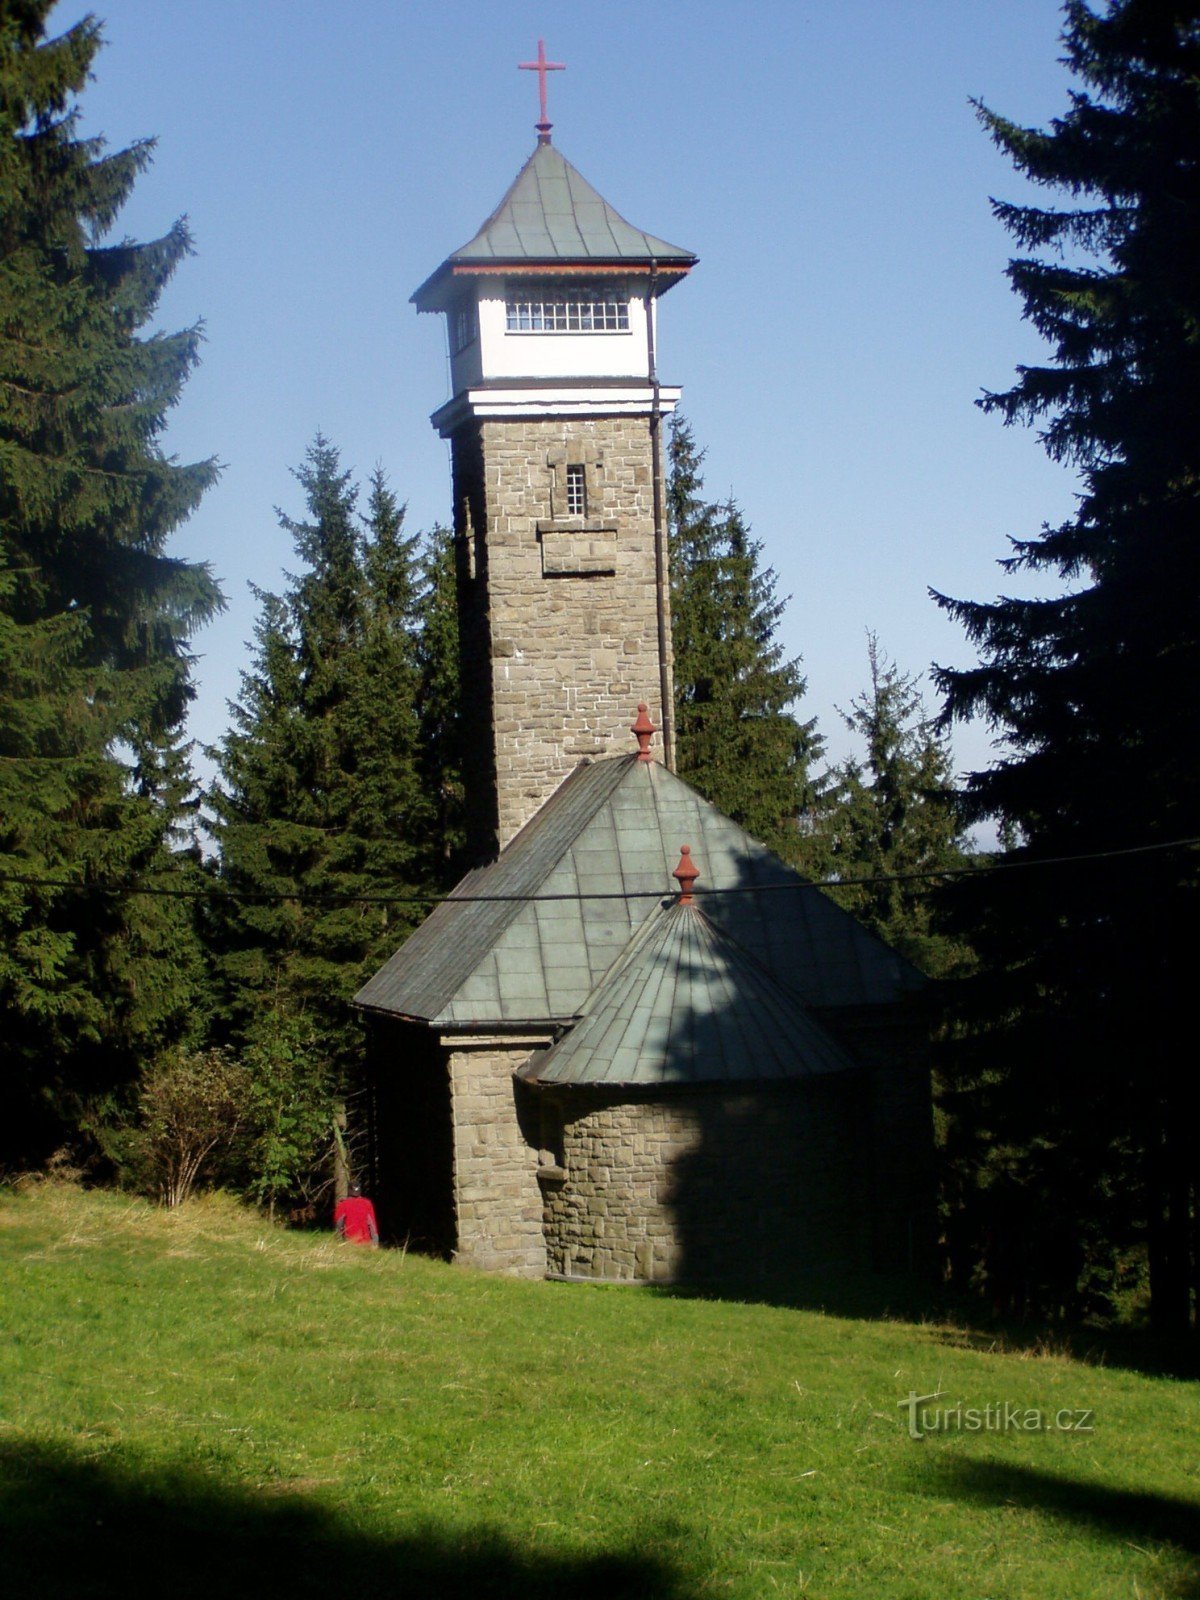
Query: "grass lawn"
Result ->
[[1, 1182, 1197, 1598]]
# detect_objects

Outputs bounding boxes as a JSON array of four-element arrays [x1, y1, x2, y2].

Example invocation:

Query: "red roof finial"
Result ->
[[519, 39, 565, 144], [631, 703, 656, 762], [673, 844, 700, 904]]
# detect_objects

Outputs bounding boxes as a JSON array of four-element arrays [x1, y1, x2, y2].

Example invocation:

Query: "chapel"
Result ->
[[355, 55, 932, 1292]]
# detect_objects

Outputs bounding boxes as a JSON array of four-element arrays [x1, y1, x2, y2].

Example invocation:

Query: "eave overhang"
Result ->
[[411, 258, 693, 314], [429, 382, 682, 438]]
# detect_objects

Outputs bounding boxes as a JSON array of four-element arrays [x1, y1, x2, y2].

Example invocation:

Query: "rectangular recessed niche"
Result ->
[[537, 520, 618, 577]]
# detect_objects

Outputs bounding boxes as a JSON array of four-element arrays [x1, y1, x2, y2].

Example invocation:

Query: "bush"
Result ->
[[89, 1017, 340, 1214], [136, 1049, 252, 1208]]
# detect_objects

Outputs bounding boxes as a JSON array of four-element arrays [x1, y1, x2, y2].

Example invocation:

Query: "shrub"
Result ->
[[137, 1049, 251, 1208]]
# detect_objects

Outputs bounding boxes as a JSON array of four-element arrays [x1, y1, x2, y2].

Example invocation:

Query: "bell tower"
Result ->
[[411, 45, 696, 858]]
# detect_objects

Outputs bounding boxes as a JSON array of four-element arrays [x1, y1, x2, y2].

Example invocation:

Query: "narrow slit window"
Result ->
[[450, 300, 477, 355], [566, 464, 587, 517]]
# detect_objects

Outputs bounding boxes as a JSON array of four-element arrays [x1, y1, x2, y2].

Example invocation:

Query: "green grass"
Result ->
[[1, 1182, 1197, 1598]]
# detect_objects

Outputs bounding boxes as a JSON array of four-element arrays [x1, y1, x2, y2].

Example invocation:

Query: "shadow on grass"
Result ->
[[0, 1439, 687, 1600], [646, 1266, 949, 1325], [930, 1456, 1200, 1599], [648, 1273, 1200, 1384], [925, 1314, 1200, 1383]]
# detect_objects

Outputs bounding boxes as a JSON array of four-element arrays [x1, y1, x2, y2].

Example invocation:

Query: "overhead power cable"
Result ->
[[0, 834, 1196, 907]]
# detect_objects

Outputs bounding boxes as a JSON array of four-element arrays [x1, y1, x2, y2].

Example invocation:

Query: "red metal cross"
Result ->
[[519, 39, 565, 141]]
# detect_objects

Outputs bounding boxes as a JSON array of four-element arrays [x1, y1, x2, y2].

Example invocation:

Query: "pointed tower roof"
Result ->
[[412, 142, 696, 311], [519, 900, 858, 1088], [450, 141, 695, 265]]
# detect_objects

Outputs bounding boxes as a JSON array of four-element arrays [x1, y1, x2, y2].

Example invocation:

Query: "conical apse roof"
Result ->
[[519, 900, 858, 1088]]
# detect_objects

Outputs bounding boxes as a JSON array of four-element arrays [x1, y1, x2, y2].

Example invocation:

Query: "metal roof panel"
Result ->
[[353, 757, 630, 1020], [445, 141, 695, 267], [355, 755, 924, 1028], [521, 904, 860, 1087]]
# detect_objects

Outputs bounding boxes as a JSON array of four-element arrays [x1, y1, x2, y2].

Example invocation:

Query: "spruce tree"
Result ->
[[209, 440, 429, 1088], [668, 416, 822, 865], [815, 636, 972, 978], [0, 6, 221, 1161], [348, 467, 428, 951], [933, 1, 1200, 1327], [414, 523, 465, 876]]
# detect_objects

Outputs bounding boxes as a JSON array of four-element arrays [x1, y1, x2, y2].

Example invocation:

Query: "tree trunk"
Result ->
[[333, 1102, 349, 1202]]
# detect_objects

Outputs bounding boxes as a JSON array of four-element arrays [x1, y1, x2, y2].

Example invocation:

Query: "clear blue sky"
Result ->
[[53, 0, 1082, 789]]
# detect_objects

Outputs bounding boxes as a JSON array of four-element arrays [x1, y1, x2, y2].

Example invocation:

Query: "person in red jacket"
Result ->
[[333, 1182, 379, 1246]]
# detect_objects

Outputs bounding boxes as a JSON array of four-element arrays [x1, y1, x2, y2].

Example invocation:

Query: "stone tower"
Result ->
[[411, 119, 696, 858], [359, 69, 934, 1292]]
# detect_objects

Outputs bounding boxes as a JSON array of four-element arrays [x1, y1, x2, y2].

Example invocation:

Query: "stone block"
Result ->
[[450, 414, 672, 848]]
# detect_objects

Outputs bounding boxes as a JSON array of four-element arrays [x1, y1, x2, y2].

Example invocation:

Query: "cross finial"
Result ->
[[519, 38, 565, 144]]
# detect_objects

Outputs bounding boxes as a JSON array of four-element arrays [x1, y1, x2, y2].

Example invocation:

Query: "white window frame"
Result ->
[[565, 464, 587, 517], [451, 300, 478, 355], [505, 284, 629, 334]]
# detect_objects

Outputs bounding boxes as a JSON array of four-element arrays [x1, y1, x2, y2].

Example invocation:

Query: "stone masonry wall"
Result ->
[[447, 1036, 551, 1277], [451, 414, 672, 853], [538, 1080, 871, 1289]]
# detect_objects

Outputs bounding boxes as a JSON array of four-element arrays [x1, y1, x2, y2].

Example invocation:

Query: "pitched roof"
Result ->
[[354, 758, 629, 1026], [452, 141, 696, 263], [519, 902, 858, 1088], [353, 756, 923, 1028], [411, 142, 695, 309]]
